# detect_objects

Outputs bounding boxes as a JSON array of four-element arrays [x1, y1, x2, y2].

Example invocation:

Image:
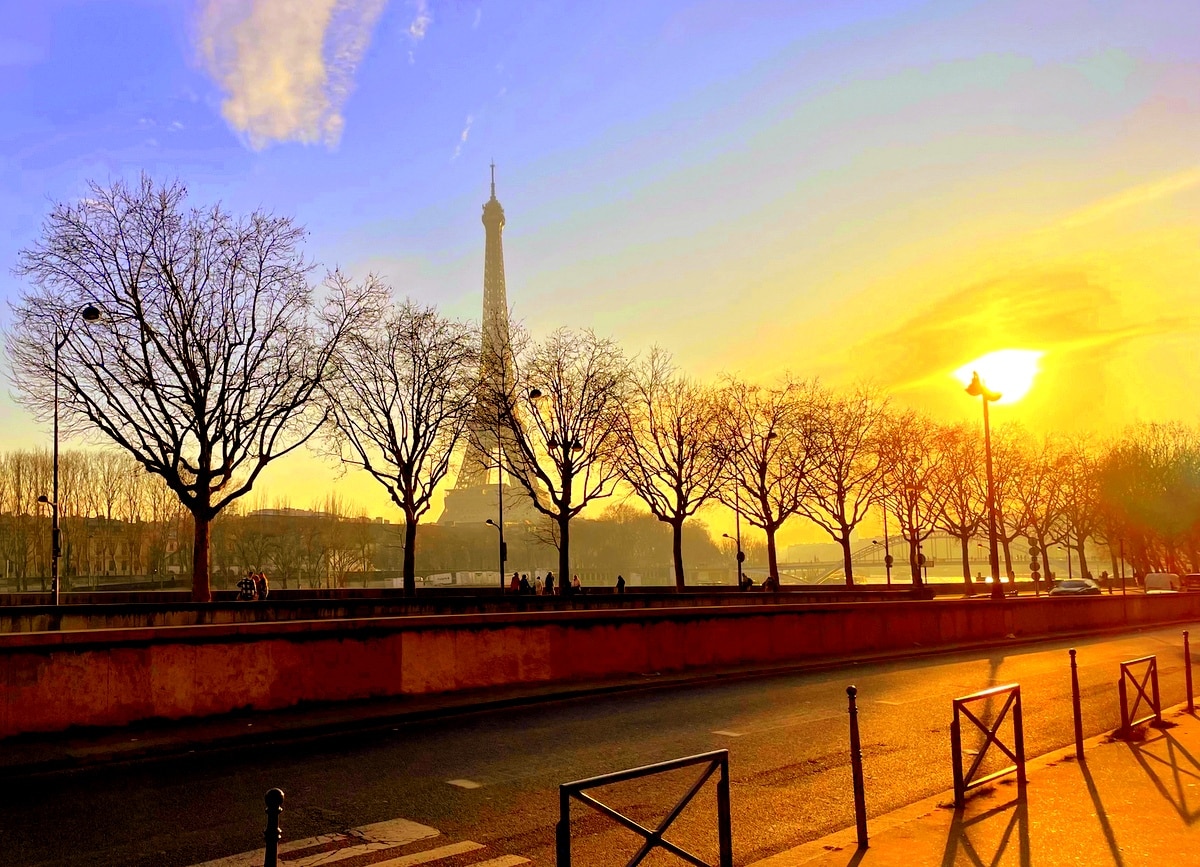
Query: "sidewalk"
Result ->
[[755, 704, 1200, 867]]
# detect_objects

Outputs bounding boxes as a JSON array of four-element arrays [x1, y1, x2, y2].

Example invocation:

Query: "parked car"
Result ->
[[1144, 572, 1182, 594], [1182, 573, 1200, 592], [1048, 578, 1103, 597]]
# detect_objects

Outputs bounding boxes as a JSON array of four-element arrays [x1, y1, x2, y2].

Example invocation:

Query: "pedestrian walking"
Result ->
[[237, 570, 257, 601], [535, 574, 544, 595], [519, 574, 531, 594], [615, 574, 625, 594], [254, 571, 270, 601], [572, 574, 581, 593], [545, 571, 556, 595], [509, 571, 520, 593]]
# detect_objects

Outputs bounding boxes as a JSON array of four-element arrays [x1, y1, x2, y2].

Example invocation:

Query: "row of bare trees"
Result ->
[[8, 176, 1196, 600]]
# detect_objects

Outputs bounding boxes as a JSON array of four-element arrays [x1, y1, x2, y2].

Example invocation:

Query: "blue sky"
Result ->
[[2, 0, 1198, 524]]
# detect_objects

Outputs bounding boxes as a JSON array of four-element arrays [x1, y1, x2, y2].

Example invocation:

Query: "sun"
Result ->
[[953, 349, 1044, 405]]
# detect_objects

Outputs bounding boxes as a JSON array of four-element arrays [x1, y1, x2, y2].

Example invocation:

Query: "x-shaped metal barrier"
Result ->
[[950, 683, 1026, 808], [1119, 654, 1162, 733], [556, 750, 733, 867]]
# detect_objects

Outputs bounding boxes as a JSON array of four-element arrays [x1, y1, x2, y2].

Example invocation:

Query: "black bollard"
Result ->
[[847, 685, 868, 849], [1069, 649, 1083, 760], [556, 786, 571, 867], [1186, 631, 1194, 714], [264, 789, 284, 867]]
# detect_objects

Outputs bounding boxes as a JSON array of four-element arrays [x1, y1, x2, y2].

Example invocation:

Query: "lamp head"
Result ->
[[485, 519, 496, 527], [528, 388, 543, 400], [965, 371, 1001, 402], [81, 304, 102, 322], [37, 494, 49, 504]]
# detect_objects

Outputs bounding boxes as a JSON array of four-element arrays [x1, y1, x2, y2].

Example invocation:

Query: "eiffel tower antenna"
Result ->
[[490, 160, 496, 199]]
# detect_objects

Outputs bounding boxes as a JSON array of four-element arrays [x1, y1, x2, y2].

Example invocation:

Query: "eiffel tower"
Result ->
[[438, 166, 539, 525]]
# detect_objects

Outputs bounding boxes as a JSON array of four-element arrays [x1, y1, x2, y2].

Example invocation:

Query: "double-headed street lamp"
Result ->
[[965, 371, 1004, 601], [39, 303, 102, 605], [722, 533, 745, 585]]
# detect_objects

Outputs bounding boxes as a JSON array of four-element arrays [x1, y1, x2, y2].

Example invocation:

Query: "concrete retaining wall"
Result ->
[[2, 594, 1195, 739]]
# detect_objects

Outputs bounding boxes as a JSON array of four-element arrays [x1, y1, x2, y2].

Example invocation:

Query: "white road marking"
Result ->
[[712, 730, 745, 737], [875, 700, 902, 706], [187, 817, 438, 867], [372, 841, 485, 866], [447, 778, 483, 789], [469, 857, 530, 867]]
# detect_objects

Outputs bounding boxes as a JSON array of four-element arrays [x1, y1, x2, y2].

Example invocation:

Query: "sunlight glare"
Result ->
[[953, 349, 1044, 405]]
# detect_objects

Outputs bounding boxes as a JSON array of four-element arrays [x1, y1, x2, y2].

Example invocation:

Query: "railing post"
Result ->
[[1013, 687, 1026, 788], [1069, 649, 1084, 760], [717, 754, 734, 867], [1118, 673, 1129, 733], [950, 711, 964, 808], [556, 785, 572, 867], [1185, 631, 1194, 714], [263, 788, 284, 867], [847, 686, 868, 849], [1151, 658, 1162, 724]]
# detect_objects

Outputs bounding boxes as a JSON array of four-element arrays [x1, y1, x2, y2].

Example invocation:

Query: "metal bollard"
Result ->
[[847, 685, 868, 849], [1118, 676, 1129, 733], [717, 757, 734, 867], [950, 715, 965, 808], [1069, 649, 1084, 760], [264, 789, 284, 867], [556, 786, 571, 867], [1186, 631, 1194, 714]]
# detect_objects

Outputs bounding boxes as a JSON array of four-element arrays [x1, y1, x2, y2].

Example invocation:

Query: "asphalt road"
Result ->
[[2, 623, 1195, 867]]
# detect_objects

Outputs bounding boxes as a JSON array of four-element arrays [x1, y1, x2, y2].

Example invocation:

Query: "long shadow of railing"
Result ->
[[939, 796, 1030, 867], [1128, 727, 1200, 824]]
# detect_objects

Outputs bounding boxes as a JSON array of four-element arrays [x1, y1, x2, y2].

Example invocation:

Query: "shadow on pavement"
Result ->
[[1078, 756, 1125, 866], [1128, 728, 1200, 824], [938, 795, 1029, 867]]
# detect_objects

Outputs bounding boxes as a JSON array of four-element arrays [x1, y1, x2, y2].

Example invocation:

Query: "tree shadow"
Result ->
[[939, 795, 1029, 867], [1128, 729, 1200, 824]]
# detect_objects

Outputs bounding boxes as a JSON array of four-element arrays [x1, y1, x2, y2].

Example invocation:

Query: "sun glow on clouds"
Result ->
[[197, 0, 388, 150], [954, 350, 1044, 405]]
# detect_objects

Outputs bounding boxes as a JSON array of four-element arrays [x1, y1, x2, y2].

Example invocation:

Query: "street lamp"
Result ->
[[722, 533, 745, 586], [1058, 541, 1074, 581], [485, 519, 507, 591], [41, 302, 102, 604], [965, 371, 1004, 601]]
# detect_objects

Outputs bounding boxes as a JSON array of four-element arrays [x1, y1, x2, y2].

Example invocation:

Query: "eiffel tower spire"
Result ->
[[440, 167, 534, 524]]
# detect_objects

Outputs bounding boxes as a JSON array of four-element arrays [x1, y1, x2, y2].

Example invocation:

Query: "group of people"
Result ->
[[237, 570, 270, 601], [509, 571, 583, 595]]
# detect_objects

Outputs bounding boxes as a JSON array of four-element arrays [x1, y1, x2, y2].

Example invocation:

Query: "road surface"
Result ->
[[1, 623, 1193, 867]]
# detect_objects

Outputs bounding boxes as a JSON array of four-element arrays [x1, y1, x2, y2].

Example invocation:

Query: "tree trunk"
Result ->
[[671, 519, 685, 591], [558, 514, 571, 591], [192, 513, 211, 603], [840, 533, 854, 586], [766, 526, 779, 582], [959, 534, 971, 592], [1038, 533, 1051, 578], [1001, 537, 1014, 581], [909, 537, 921, 585], [403, 517, 418, 596], [1076, 538, 1089, 579]]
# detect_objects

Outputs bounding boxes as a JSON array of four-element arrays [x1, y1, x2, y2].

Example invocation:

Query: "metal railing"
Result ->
[[950, 683, 1026, 807], [1119, 654, 1162, 733], [556, 750, 733, 867]]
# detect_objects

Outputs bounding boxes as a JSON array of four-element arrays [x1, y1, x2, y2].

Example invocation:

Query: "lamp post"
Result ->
[[966, 371, 1004, 601], [485, 519, 506, 591], [40, 303, 102, 605], [722, 533, 744, 586]]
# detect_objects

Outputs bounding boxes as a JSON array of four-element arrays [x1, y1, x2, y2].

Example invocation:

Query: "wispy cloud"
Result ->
[[452, 114, 473, 160], [1060, 166, 1200, 229], [408, 0, 431, 40], [197, 0, 387, 150]]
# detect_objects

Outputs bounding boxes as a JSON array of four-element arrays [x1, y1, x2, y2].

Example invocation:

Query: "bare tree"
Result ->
[[877, 410, 950, 586], [800, 384, 888, 586], [716, 377, 814, 582], [321, 285, 479, 594], [932, 422, 986, 590], [1055, 436, 1103, 579], [617, 348, 723, 590], [492, 328, 629, 584], [1009, 432, 1065, 581], [8, 176, 371, 600]]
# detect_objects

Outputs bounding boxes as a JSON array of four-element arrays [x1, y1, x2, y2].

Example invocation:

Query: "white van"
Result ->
[[1144, 572, 1181, 594]]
